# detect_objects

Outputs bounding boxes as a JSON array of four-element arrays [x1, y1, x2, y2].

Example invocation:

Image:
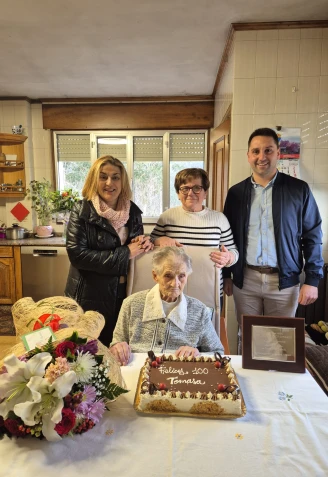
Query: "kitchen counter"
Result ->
[[0, 236, 66, 246]]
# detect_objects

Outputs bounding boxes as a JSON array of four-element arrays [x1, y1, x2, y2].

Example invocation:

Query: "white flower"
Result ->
[[0, 353, 52, 419], [69, 351, 97, 383], [14, 371, 77, 442]]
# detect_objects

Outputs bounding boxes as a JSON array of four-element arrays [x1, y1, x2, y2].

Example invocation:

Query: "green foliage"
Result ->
[[66, 331, 87, 345], [103, 382, 129, 403], [26, 179, 54, 225], [51, 189, 80, 213]]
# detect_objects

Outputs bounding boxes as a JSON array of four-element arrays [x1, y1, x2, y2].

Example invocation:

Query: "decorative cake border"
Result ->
[[133, 354, 247, 420]]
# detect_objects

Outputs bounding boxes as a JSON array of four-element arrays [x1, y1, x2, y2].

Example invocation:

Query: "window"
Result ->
[[54, 130, 207, 221]]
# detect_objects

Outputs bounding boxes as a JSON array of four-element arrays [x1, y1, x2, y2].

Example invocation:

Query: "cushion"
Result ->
[[305, 345, 328, 394]]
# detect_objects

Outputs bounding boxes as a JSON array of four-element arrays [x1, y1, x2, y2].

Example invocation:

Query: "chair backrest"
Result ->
[[127, 246, 221, 335]]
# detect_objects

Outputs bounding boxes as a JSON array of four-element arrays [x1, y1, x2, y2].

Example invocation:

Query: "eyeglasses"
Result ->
[[179, 185, 204, 195]]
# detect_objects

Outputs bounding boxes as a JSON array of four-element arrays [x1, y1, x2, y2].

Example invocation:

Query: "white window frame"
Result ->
[[53, 129, 208, 223]]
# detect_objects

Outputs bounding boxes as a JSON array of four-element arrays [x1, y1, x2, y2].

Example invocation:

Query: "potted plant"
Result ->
[[51, 188, 80, 239], [26, 179, 54, 237], [51, 188, 80, 216]]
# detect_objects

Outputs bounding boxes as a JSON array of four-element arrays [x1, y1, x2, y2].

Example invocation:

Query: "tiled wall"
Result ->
[[215, 27, 328, 353], [0, 101, 56, 232], [213, 44, 235, 127]]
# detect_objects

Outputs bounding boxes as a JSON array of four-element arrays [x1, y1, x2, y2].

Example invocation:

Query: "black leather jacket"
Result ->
[[223, 172, 324, 290], [65, 199, 143, 328]]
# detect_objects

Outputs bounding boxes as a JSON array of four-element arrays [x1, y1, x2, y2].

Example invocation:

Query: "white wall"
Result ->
[[219, 26, 328, 353]]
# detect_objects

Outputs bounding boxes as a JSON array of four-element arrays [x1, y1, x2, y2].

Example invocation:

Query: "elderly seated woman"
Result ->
[[109, 246, 224, 365]]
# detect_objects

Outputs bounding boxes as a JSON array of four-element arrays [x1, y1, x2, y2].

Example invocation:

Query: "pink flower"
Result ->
[[44, 357, 70, 383]]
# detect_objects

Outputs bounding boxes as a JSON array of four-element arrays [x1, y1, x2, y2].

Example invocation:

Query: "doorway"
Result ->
[[210, 117, 230, 212]]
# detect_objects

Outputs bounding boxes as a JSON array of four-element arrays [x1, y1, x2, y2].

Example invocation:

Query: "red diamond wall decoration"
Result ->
[[10, 202, 30, 222]]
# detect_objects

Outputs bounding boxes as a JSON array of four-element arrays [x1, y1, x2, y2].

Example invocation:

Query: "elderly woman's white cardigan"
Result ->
[[110, 284, 224, 354]]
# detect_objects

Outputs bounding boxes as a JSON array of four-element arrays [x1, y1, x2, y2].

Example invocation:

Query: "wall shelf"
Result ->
[[0, 133, 27, 199]]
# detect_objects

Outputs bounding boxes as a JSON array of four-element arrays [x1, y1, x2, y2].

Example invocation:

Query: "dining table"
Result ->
[[0, 351, 327, 477]]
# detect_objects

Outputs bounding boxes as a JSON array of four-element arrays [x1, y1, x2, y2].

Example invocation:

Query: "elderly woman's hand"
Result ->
[[175, 346, 200, 358], [154, 237, 183, 247], [210, 245, 234, 268], [109, 342, 131, 366]]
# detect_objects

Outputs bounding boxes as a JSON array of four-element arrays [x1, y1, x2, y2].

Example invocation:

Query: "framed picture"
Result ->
[[242, 315, 305, 373]]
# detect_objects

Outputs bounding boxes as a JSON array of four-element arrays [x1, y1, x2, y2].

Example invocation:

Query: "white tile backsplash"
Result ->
[[299, 39, 322, 77], [316, 112, 328, 149], [313, 149, 328, 184], [273, 113, 297, 128], [257, 30, 279, 41], [278, 29, 301, 40], [318, 76, 328, 113], [234, 41, 256, 78], [299, 148, 315, 184], [255, 40, 278, 78], [2, 105, 15, 126], [312, 183, 328, 217], [297, 77, 320, 113], [275, 77, 298, 113], [252, 114, 275, 130], [296, 113, 319, 149], [277, 40, 300, 78], [321, 40, 328, 76], [234, 31, 257, 41], [231, 115, 254, 150], [253, 77, 276, 114], [301, 28, 323, 39], [233, 78, 255, 114]]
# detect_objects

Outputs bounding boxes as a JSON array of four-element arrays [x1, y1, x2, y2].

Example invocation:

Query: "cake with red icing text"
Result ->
[[134, 352, 245, 417]]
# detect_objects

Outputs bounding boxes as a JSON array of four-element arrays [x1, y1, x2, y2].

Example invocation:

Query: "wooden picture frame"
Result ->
[[242, 315, 305, 373]]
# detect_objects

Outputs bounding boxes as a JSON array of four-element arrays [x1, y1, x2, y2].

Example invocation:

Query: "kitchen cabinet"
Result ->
[[0, 245, 22, 304], [0, 132, 27, 198]]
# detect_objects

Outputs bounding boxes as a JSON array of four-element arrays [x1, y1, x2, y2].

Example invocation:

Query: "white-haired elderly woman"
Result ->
[[109, 246, 224, 366]]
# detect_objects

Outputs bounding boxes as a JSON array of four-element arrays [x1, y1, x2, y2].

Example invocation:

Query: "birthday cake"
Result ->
[[134, 352, 245, 418]]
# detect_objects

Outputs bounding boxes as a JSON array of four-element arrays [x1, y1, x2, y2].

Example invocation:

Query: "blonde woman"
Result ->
[[65, 155, 153, 346]]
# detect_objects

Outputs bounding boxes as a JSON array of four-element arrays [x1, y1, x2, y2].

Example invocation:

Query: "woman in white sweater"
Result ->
[[150, 168, 239, 299]]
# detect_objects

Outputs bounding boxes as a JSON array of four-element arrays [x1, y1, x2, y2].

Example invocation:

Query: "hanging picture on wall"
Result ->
[[275, 127, 301, 179], [275, 127, 301, 159]]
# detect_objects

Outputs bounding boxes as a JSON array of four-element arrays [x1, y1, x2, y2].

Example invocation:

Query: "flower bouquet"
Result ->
[[0, 296, 128, 442]]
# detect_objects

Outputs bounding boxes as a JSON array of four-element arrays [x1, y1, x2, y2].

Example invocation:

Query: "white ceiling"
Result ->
[[1, 0, 327, 99]]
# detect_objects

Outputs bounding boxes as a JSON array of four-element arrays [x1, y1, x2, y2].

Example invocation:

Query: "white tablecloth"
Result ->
[[1, 354, 328, 477]]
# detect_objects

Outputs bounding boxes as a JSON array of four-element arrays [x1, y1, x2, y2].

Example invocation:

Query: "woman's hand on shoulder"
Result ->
[[132, 235, 154, 252], [175, 346, 200, 358], [210, 245, 234, 268], [154, 237, 183, 247], [109, 342, 131, 366], [128, 235, 153, 258]]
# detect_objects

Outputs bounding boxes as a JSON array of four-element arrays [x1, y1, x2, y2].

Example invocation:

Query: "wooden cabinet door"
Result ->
[[0, 257, 16, 304]]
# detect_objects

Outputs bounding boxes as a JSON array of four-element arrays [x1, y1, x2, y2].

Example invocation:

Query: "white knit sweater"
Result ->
[[111, 286, 224, 355], [150, 206, 239, 295]]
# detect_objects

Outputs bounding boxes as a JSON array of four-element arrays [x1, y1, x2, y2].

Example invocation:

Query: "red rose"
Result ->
[[33, 313, 62, 332], [55, 341, 77, 358], [55, 408, 76, 436]]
